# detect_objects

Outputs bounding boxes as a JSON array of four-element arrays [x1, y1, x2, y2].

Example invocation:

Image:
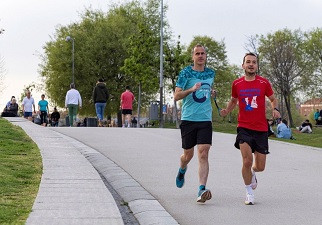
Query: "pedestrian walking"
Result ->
[[174, 44, 216, 203], [120, 86, 135, 128], [22, 90, 36, 121], [93, 78, 109, 127], [65, 83, 82, 127], [38, 94, 49, 126], [220, 52, 280, 205]]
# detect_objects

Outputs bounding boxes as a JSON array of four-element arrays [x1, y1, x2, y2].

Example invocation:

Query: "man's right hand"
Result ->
[[192, 82, 201, 92]]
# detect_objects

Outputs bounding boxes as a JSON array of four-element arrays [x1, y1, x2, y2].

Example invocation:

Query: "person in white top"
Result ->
[[65, 83, 82, 127], [22, 90, 36, 121]]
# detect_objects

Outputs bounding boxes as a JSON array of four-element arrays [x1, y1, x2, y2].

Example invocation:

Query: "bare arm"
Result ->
[[268, 94, 280, 119], [174, 82, 201, 101], [220, 97, 238, 117]]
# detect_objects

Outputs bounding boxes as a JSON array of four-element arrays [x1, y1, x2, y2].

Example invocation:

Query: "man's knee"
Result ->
[[243, 158, 253, 169], [182, 150, 194, 163], [198, 145, 210, 160], [256, 165, 265, 172]]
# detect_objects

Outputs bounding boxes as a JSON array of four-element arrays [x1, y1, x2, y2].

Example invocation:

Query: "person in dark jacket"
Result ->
[[50, 107, 61, 127], [299, 119, 313, 133], [93, 78, 109, 127]]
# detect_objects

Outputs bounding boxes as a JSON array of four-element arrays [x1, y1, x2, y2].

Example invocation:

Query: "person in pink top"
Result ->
[[120, 86, 135, 128]]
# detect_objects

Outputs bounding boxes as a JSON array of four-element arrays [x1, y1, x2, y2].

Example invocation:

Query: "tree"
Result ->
[[121, 0, 164, 115], [258, 29, 313, 127], [303, 28, 322, 99], [40, 0, 167, 117]]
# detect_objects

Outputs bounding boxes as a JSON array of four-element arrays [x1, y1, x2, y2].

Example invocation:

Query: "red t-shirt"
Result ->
[[232, 75, 274, 131], [121, 91, 134, 110]]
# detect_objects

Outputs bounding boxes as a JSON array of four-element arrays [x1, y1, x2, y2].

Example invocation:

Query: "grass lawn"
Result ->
[[0, 118, 42, 224], [165, 121, 322, 149]]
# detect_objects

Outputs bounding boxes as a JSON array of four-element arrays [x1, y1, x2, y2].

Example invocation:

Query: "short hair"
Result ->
[[126, 85, 130, 90], [70, 83, 75, 89], [98, 78, 104, 82], [41, 94, 45, 97], [191, 44, 206, 55], [305, 119, 309, 122], [243, 52, 257, 64], [282, 119, 288, 126]]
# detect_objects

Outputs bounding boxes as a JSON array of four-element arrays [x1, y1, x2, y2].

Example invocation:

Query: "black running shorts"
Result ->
[[234, 127, 269, 154], [122, 109, 132, 115], [180, 120, 213, 150]]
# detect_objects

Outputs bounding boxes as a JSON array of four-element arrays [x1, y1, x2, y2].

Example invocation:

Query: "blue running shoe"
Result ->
[[176, 168, 186, 188], [197, 189, 212, 203]]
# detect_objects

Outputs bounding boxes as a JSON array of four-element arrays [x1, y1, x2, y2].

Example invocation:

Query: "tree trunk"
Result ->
[[283, 92, 294, 127]]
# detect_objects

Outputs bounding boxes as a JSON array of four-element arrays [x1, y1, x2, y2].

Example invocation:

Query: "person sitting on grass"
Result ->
[[276, 119, 292, 139], [299, 119, 313, 134]]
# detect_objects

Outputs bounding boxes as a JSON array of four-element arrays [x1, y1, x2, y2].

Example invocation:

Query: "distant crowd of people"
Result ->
[[1, 92, 61, 127], [1, 79, 135, 128]]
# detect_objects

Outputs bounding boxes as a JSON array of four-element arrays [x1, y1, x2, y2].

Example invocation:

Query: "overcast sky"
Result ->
[[0, 0, 321, 109]]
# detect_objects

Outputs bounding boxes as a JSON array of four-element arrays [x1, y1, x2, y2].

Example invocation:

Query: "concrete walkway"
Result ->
[[6, 118, 124, 225], [6, 117, 322, 225], [54, 126, 322, 225]]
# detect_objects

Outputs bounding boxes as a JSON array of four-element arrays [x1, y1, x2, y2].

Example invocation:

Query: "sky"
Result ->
[[0, 0, 321, 110]]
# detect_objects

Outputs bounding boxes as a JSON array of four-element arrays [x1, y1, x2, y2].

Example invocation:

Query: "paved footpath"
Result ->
[[54, 126, 322, 225], [6, 118, 124, 225], [7, 118, 322, 225]]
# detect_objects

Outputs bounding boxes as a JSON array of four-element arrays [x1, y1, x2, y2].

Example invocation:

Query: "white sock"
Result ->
[[246, 185, 253, 195]]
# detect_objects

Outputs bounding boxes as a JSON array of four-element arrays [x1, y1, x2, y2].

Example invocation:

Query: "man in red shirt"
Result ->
[[220, 53, 280, 205], [120, 86, 135, 128]]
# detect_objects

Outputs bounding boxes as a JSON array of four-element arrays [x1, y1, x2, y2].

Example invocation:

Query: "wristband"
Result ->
[[274, 107, 279, 112]]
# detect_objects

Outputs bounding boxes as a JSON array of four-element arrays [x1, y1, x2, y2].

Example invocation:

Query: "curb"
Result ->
[[54, 131, 179, 225]]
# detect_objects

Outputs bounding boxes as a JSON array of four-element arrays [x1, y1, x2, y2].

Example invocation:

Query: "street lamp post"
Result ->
[[159, 0, 164, 128], [66, 36, 75, 84]]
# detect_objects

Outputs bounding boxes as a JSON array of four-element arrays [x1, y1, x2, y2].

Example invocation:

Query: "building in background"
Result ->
[[299, 98, 322, 116]]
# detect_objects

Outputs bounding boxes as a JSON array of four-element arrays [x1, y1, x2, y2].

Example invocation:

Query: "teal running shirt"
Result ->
[[38, 100, 48, 112], [176, 66, 215, 121]]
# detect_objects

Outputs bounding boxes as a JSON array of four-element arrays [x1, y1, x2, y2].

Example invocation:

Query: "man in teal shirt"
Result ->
[[174, 44, 215, 203]]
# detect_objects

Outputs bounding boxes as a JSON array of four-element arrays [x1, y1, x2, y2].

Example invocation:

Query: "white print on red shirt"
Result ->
[[244, 96, 258, 111]]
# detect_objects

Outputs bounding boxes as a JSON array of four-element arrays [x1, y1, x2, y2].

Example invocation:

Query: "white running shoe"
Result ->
[[250, 170, 257, 190], [197, 189, 212, 203], [245, 193, 254, 205]]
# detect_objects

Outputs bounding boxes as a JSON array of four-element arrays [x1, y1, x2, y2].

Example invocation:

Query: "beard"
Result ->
[[245, 69, 256, 76]]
